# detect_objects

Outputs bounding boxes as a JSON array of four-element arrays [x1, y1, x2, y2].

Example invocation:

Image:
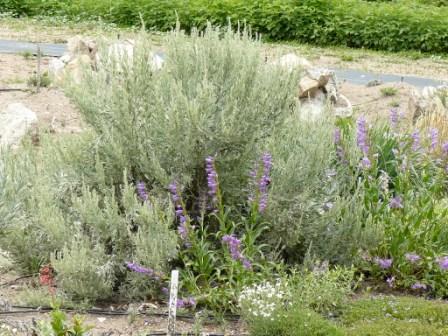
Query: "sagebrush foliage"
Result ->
[[67, 26, 300, 205], [0, 134, 177, 302]]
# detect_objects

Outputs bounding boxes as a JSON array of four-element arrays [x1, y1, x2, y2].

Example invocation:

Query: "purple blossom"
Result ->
[[161, 287, 169, 295], [242, 259, 252, 270], [360, 156, 371, 169], [125, 261, 163, 280], [178, 220, 188, 240], [334, 128, 341, 145], [169, 182, 190, 244], [437, 256, 448, 270], [222, 234, 252, 270], [177, 297, 196, 309], [386, 276, 395, 288], [222, 234, 243, 260], [258, 153, 272, 213], [136, 181, 149, 201], [356, 116, 369, 154], [205, 156, 218, 204], [429, 128, 439, 151], [411, 282, 427, 290], [126, 261, 154, 275], [411, 130, 420, 151], [389, 196, 403, 209], [405, 253, 421, 263], [390, 109, 399, 128], [442, 142, 448, 156], [375, 257, 393, 269], [248, 153, 273, 213], [169, 182, 179, 203]]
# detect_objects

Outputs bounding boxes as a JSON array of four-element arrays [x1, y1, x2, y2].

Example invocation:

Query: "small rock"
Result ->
[[138, 302, 158, 312], [334, 94, 353, 118], [67, 35, 97, 62], [306, 68, 333, 87], [66, 54, 93, 84], [299, 76, 320, 98], [48, 58, 66, 82], [409, 85, 448, 122], [273, 53, 312, 70], [0, 103, 38, 147], [366, 79, 383, 87]]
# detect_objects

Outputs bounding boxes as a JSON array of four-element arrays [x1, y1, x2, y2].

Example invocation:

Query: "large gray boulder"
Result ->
[[0, 103, 38, 147]]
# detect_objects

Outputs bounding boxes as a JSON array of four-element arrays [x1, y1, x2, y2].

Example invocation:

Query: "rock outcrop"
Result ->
[[0, 103, 38, 147]]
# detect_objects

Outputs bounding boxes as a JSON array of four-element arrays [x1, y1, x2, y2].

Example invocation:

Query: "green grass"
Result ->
[[381, 87, 399, 97], [341, 295, 448, 335]]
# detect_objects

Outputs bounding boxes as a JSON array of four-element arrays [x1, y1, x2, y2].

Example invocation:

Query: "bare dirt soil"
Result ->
[[0, 53, 82, 134], [0, 272, 244, 336]]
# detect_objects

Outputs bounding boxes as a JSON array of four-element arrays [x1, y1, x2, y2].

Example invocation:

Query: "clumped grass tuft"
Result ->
[[380, 87, 398, 97]]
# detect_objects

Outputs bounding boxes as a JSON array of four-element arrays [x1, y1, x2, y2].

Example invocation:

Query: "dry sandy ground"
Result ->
[[0, 53, 82, 135], [0, 272, 244, 336], [0, 51, 418, 138]]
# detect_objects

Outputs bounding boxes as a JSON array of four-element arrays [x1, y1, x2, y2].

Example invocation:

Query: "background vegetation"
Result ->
[[1, 0, 448, 53]]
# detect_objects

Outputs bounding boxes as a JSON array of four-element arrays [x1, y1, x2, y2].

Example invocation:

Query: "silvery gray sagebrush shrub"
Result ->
[[0, 133, 177, 302], [66, 24, 301, 204]]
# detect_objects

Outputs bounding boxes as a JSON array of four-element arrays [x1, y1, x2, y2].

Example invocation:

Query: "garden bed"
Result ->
[[1, 18, 448, 336]]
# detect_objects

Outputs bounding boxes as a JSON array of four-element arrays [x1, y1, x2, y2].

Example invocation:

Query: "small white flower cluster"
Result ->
[[238, 280, 290, 321]]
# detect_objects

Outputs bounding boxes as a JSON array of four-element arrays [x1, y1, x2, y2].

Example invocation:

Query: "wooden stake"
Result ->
[[167, 270, 179, 336], [36, 45, 41, 93]]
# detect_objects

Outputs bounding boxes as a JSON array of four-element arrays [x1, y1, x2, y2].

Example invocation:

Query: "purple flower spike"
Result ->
[[411, 130, 420, 151], [334, 128, 341, 145], [356, 116, 369, 154], [205, 156, 218, 204], [437, 256, 448, 270], [389, 196, 403, 209], [168, 181, 191, 245], [375, 257, 393, 269], [136, 181, 149, 202], [411, 282, 427, 290], [390, 109, 399, 128], [360, 156, 371, 169], [169, 182, 179, 203], [125, 261, 163, 281], [177, 297, 196, 309], [429, 128, 439, 151], [222, 234, 252, 270], [258, 153, 272, 213], [442, 142, 448, 156], [405, 253, 421, 263], [242, 258, 252, 270]]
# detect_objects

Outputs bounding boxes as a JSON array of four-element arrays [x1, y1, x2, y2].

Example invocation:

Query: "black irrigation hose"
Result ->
[[9, 305, 241, 322], [146, 333, 228, 336], [0, 274, 36, 287]]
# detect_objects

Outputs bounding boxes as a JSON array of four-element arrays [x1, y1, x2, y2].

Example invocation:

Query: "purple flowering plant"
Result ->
[[164, 154, 274, 312]]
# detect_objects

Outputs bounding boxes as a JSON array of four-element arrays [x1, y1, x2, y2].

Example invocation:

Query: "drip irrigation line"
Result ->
[[0, 274, 36, 287], [146, 333, 229, 336], [0, 88, 28, 92], [9, 305, 241, 322]]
